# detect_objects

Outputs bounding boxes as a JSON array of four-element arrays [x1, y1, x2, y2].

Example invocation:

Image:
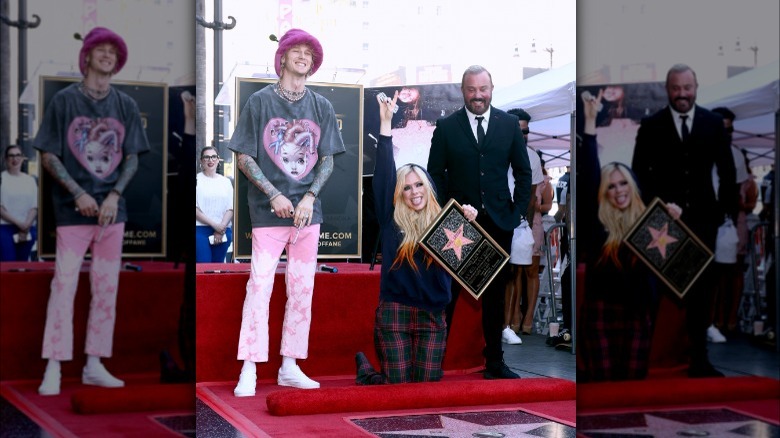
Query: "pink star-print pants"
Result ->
[[237, 225, 320, 363], [41, 224, 124, 361]]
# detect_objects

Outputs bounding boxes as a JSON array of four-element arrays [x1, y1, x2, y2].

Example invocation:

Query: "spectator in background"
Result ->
[[0, 145, 38, 261], [708, 107, 758, 341], [502, 108, 543, 344], [760, 166, 774, 225], [195, 146, 234, 263], [759, 165, 776, 343], [555, 166, 571, 264]]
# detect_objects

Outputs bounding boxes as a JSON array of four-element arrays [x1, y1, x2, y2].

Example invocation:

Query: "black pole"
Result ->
[[0, 0, 39, 159], [774, 110, 779, 353], [195, 2, 234, 158], [212, 0, 222, 154], [17, 0, 29, 156]]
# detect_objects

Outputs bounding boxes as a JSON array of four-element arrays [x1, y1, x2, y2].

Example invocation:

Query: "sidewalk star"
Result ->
[[442, 224, 474, 260]]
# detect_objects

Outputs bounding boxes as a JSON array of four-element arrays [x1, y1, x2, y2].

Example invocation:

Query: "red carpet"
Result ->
[[578, 407, 779, 437], [71, 383, 193, 414], [197, 374, 576, 437], [577, 376, 780, 435], [577, 376, 780, 410], [350, 408, 576, 436], [0, 261, 185, 381], [266, 377, 575, 416], [1, 374, 193, 437], [196, 263, 485, 382]]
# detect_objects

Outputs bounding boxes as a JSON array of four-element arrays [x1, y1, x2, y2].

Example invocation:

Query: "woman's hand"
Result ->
[[212, 231, 224, 244], [462, 204, 478, 222], [378, 91, 398, 136], [182, 90, 195, 135], [666, 202, 683, 220], [582, 89, 603, 135], [378, 91, 398, 121]]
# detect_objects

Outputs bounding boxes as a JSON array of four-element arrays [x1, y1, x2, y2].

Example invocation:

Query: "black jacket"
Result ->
[[427, 106, 531, 232]]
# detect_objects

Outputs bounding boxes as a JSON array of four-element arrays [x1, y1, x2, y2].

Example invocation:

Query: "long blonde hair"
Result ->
[[391, 164, 441, 272], [597, 162, 645, 268]]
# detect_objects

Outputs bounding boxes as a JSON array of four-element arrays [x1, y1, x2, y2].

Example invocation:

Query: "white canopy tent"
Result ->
[[698, 60, 779, 166], [493, 62, 576, 168]]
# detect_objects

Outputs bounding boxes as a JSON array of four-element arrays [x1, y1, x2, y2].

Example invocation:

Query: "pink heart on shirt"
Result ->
[[67, 116, 125, 180], [263, 118, 320, 180]]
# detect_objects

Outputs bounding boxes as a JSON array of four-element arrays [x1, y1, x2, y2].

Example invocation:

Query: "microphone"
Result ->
[[318, 264, 338, 273], [124, 263, 142, 272]]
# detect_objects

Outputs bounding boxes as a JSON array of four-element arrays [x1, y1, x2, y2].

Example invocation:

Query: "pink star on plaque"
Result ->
[[646, 222, 678, 259], [441, 224, 474, 260]]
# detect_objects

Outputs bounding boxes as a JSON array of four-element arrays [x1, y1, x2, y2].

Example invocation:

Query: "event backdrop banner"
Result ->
[[362, 84, 462, 175], [233, 78, 363, 259], [38, 77, 168, 258], [575, 82, 666, 166]]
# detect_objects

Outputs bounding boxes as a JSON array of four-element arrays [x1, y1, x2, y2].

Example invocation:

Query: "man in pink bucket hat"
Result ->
[[33, 26, 149, 395], [229, 28, 344, 396]]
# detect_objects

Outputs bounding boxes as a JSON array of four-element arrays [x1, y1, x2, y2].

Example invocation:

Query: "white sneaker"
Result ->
[[233, 371, 257, 397], [38, 368, 61, 396], [277, 365, 320, 389], [502, 327, 523, 345], [707, 325, 727, 343], [82, 363, 124, 388]]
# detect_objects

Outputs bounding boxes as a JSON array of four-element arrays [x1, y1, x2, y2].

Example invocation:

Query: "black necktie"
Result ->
[[680, 114, 690, 143], [476, 116, 485, 146]]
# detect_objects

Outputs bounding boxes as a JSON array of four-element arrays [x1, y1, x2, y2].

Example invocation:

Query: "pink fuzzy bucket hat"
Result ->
[[273, 28, 323, 77], [78, 27, 128, 76]]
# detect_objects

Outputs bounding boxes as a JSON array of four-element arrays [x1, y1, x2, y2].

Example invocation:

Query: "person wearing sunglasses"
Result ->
[[195, 146, 234, 263], [0, 145, 38, 261]]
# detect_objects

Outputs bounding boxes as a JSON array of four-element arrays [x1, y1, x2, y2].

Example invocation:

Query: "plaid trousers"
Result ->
[[579, 299, 653, 382], [374, 301, 447, 383]]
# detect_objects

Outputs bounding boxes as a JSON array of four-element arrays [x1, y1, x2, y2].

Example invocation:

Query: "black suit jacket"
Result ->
[[631, 105, 737, 249], [427, 106, 531, 231]]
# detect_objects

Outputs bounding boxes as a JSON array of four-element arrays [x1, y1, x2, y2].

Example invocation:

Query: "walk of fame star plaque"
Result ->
[[419, 199, 509, 300], [623, 197, 713, 298]]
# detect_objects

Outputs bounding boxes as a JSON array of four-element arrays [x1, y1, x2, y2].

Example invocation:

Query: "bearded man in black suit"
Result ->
[[427, 65, 532, 379], [631, 63, 737, 378]]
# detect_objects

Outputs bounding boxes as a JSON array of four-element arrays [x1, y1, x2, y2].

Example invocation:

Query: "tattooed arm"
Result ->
[[236, 152, 294, 219], [111, 154, 139, 195], [296, 155, 334, 227], [99, 154, 139, 226], [41, 152, 85, 198], [305, 155, 334, 198], [41, 152, 99, 217], [237, 153, 280, 199]]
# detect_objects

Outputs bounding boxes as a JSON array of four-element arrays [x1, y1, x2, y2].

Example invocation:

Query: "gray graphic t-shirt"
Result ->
[[33, 83, 150, 226], [229, 85, 345, 227]]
